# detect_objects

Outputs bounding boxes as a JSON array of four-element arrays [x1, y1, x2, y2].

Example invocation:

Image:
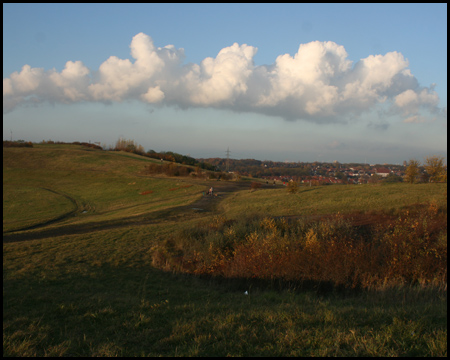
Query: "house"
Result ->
[[374, 167, 391, 177]]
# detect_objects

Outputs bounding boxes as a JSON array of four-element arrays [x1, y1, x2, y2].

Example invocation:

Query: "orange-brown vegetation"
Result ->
[[151, 201, 447, 291], [3, 140, 33, 148], [143, 162, 195, 177], [250, 181, 262, 190]]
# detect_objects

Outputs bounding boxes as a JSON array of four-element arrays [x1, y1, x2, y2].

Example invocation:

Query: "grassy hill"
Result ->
[[3, 144, 447, 356], [3, 144, 205, 233]]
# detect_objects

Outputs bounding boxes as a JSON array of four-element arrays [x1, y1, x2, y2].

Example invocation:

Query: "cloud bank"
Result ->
[[3, 32, 444, 123]]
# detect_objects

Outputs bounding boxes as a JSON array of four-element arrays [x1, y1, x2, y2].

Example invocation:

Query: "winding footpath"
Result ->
[[3, 181, 274, 243]]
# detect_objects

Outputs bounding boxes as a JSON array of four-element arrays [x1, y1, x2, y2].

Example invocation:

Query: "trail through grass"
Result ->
[[3, 145, 204, 232], [3, 144, 447, 356], [3, 185, 76, 232]]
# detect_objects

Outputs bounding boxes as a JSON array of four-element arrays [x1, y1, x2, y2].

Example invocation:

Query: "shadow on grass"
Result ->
[[2, 205, 197, 244], [4, 260, 447, 356]]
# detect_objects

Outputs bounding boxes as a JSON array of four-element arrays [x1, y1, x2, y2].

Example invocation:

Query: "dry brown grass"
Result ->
[[152, 203, 447, 291]]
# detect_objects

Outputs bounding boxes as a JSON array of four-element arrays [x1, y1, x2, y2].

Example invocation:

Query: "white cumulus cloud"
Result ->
[[141, 86, 165, 103], [395, 87, 440, 117], [3, 32, 444, 125], [181, 43, 257, 106], [49, 61, 90, 102], [9, 64, 43, 93]]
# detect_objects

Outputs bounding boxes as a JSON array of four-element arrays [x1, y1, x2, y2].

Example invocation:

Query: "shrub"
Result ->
[[80, 142, 103, 150], [142, 163, 193, 177], [219, 172, 232, 180], [287, 181, 299, 193], [151, 205, 447, 291], [3, 140, 33, 148], [250, 182, 262, 190], [114, 137, 145, 155]]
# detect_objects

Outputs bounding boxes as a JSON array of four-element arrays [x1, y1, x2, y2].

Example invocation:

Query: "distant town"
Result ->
[[199, 158, 435, 185], [4, 139, 444, 185]]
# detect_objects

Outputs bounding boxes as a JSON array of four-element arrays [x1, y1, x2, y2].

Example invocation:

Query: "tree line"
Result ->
[[404, 156, 447, 183], [114, 138, 215, 171], [3, 140, 33, 148]]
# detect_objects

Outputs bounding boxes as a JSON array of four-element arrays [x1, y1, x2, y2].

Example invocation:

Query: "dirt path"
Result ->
[[3, 181, 278, 243], [3, 187, 80, 234], [183, 181, 271, 212], [3, 180, 396, 244]]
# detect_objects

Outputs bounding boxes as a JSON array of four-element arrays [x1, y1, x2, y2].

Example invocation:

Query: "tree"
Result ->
[[404, 159, 420, 184], [424, 155, 447, 183], [335, 171, 346, 180], [287, 181, 299, 194], [369, 174, 382, 184]]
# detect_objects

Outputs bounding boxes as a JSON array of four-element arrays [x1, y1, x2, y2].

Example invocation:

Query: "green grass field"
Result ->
[[3, 145, 204, 231], [3, 144, 447, 356], [220, 182, 447, 218]]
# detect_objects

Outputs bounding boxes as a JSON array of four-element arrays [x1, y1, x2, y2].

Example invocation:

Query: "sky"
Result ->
[[3, 3, 447, 164]]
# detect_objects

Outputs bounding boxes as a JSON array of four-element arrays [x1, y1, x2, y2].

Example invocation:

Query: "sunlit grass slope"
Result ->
[[3, 185, 76, 232], [3, 144, 203, 232], [220, 182, 447, 218]]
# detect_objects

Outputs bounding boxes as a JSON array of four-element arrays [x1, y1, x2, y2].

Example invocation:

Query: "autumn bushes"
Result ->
[[114, 137, 146, 154], [151, 203, 447, 291], [3, 140, 108, 150], [3, 140, 34, 148], [379, 202, 447, 285], [114, 137, 216, 171], [143, 162, 233, 179], [143, 162, 195, 177]]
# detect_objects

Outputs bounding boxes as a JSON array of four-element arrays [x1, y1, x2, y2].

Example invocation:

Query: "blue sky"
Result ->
[[3, 3, 447, 164]]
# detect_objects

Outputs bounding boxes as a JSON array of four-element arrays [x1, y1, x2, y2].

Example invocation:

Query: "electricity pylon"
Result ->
[[226, 147, 231, 172]]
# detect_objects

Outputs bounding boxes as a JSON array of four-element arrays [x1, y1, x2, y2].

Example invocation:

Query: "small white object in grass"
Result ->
[[244, 291, 248, 295]]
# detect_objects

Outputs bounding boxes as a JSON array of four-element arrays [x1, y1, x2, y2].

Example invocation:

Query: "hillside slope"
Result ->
[[3, 144, 204, 233]]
